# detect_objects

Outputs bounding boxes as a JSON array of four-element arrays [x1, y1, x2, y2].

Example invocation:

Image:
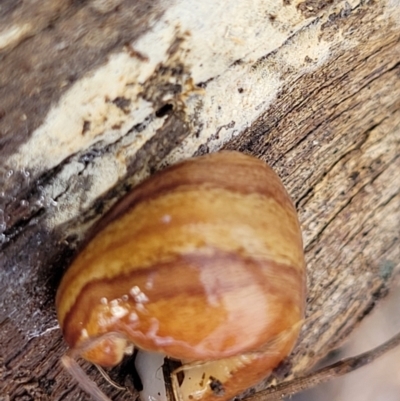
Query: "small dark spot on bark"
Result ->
[[238, 87, 244, 93], [283, 0, 291, 5], [112, 123, 122, 130], [112, 96, 131, 112], [125, 44, 149, 61], [170, 65, 184, 76], [269, 14, 277, 21], [329, 12, 339, 22], [155, 103, 174, 118], [199, 372, 206, 387], [350, 171, 359, 180], [232, 58, 244, 66], [68, 74, 78, 84], [38, 377, 56, 394], [169, 83, 183, 94], [79, 148, 103, 164], [82, 120, 91, 135], [209, 376, 225, 396], [304, 55, 313, 63], [321, 20, 334, 31], [195, 143, 209, 156], [274, 359, 293, 378], [341, 2, 352, 17], [168, 36, 185, 56]]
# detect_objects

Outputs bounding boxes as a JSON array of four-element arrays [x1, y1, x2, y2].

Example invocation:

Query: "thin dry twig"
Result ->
[[246, 330, 400, 401]]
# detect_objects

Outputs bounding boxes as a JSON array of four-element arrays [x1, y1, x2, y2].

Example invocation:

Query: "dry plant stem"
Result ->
[[246, 330, 400, 401], [60, 332, 129, 401], [61, 353, 112, 401], [95, 364, 127, 391]]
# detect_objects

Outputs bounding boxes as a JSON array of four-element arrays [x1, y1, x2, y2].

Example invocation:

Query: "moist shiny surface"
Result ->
[[56, 151, 306, 363]]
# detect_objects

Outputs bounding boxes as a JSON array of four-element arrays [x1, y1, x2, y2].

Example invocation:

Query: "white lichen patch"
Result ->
[[0, 23, 32, 51], [139, 0, 310, 85], [277, 23, 332, 72], [8, 50, 157, 173], [5, 0, 371, 231], [7, 0, 324, 176], [160, 0, 372, 166], [46, 113, 166, 228]]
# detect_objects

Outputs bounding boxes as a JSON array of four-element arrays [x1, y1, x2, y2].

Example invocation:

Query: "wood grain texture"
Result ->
[[0, 0, 399, 400]]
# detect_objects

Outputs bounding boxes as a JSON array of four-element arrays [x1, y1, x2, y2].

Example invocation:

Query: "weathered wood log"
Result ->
[[0, 0, 399, 400]]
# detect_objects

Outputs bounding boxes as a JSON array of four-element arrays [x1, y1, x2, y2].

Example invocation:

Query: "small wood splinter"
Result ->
[[61, 353, 112, 401]]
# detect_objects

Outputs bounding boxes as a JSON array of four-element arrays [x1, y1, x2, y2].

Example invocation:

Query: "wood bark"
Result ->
[[0, 1, 399, 400]]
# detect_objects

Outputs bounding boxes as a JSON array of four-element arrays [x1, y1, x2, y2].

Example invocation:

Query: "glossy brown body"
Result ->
[[56, 151, 306, 400]]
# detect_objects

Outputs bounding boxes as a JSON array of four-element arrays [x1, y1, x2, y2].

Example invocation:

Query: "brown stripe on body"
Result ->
[[57, 185, 304, 326], [58, 151, 298, 318], [94, 151, 295, 233], [63, 249, 304, 362]]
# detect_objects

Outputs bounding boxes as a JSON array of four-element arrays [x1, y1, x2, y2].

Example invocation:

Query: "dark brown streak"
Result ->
[[63, 249, 304, 347], [93, 152, 296, 236]]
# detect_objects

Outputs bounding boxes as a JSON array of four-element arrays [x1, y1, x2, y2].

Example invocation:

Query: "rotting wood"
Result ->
[[0, 0, 399, 400]]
